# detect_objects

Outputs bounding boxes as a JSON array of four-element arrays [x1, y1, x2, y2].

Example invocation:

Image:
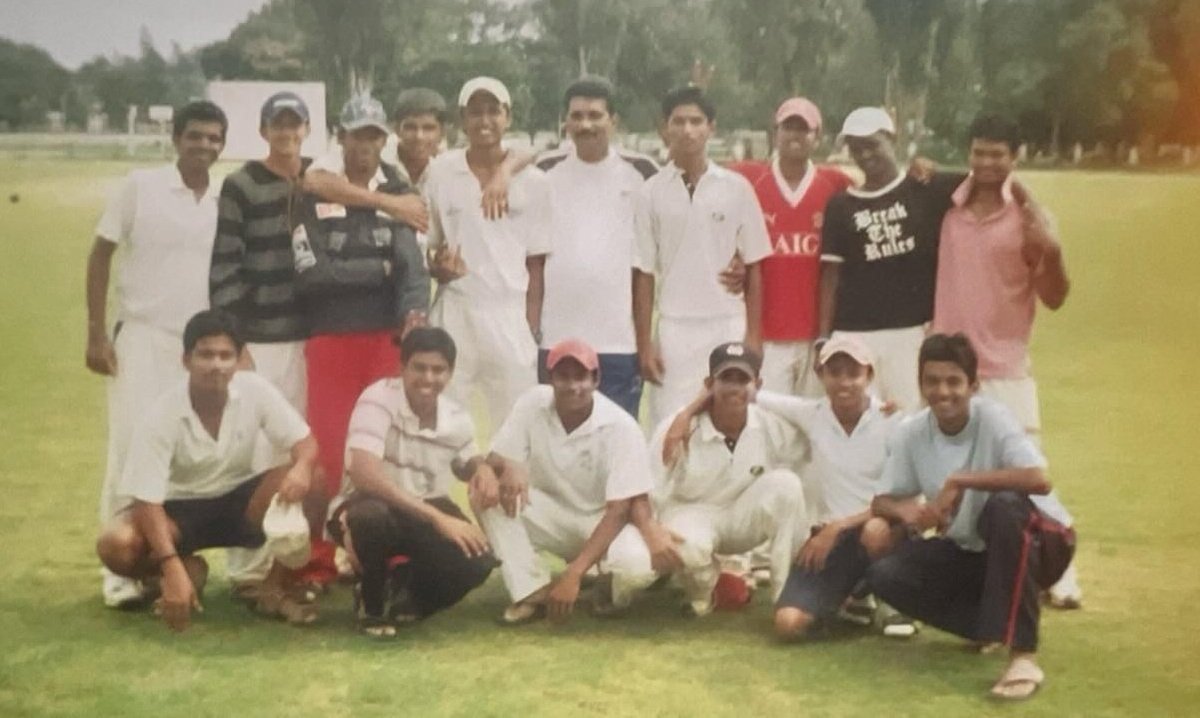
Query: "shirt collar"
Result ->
[[696, 408, 761, 443], [168, 163, 219, 202], [770, 158, 816, 206], [179, 377, 242, 426], [951, 172, 1015, 208], [393, 381, 448, 434], [539, 391, 617, 437]]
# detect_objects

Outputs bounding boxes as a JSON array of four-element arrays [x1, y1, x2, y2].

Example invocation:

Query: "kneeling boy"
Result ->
[[330, 327, 496, 637], [96, 310, 320, 632]]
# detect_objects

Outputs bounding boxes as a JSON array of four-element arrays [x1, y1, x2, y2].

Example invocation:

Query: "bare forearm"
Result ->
[[132, 502, 177, 561], [744, 263, 763, 345], [948, 467, 1050, 495], [525, 256, 545, 335], [290, 434, 319, 472], [500, 148, 535, 175], [86, 240, 115, 332], [1034, 245, 1069, 310], [629, 494, 656, 534], [566, 500, 632, 577], [633, 270, 655, 353], [817, 263, 840, 337], [303, 170, 385, 210], [870, 494, 921, 523]]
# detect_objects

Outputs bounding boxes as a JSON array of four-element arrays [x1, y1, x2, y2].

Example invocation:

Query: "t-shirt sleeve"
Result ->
[[755, 391, 819, 434], [95, 174, 137, 243], [820, 195, 849, 263], [602, 422, 655, 502], [632, 183, 658, 274], [252, 374, 312, 452], [986, 404, 1048, 470], [879, 423, 921, 497], [119, 407, 176, 504], [736, 177, 772, 265], [490, 390, 536, 462], [345, 382, 394, 457], [523, 174, 553, 257]]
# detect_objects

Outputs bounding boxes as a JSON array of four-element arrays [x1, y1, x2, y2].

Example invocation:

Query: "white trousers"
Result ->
[[477, 487, 644, 604], [979, 376, 1042, 436], [433, 292, 537, 436], [607, 469, 809, 609], [651, 315, 745, 431], [831, 325, 926, 411], [227, 339, 307, 583], [761, 340, 823, 397], [101, 321, 186, 521]]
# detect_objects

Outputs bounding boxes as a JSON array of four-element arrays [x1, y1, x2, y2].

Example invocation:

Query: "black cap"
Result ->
[[708, 342, 762, 378]]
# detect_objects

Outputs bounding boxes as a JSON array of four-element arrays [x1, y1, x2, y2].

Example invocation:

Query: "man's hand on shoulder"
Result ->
[[380, 193, 429, 233]]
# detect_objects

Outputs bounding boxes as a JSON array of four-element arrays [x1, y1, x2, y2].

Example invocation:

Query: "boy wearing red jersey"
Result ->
[[733, 98, 852, 396]]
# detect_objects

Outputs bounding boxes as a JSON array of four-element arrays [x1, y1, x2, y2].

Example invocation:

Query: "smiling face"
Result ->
[[260, 111, 309, 160], [462, 93, 510, 150], [774, 116, 817, 165], [664, 103, 713, 162], [173, 119, 225, 173], [549, 358, 598, 419], [846, 131, 899, 184], [706, 366, 760, 414], [564, 96, 614, 161], [395, 112, 444, 164], [919, 360, 978, 432], [401, 349, 453, 412], [817, 353, 873, 414], [183, 334, 239, 395], [968, 137, 1016, 188]]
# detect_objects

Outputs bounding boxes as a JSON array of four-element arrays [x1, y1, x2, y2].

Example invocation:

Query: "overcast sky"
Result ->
[[0, 0, 271, 68]]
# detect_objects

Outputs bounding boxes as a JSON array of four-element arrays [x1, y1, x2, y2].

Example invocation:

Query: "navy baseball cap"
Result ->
[[260, 91, 310, 126]]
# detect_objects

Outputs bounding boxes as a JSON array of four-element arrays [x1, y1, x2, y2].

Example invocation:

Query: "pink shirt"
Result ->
[[932, 175, 1037, 379]]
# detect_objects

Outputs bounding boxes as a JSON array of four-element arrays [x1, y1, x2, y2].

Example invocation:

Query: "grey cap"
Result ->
[[339, 93, 389, 133], [260, 91, 309, 126], [392, 88, 448, 122]]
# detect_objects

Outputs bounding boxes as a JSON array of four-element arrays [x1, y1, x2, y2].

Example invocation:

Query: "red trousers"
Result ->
[[301, 330, 400, 583]]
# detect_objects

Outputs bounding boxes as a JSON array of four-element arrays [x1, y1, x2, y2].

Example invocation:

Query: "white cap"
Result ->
[[458, 76, 511, 108], [837, 107, 896, 143], [262, 495, 311, 569]]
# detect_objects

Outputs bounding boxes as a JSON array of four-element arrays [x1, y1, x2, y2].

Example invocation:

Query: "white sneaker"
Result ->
[[102, 570, 144, 609]]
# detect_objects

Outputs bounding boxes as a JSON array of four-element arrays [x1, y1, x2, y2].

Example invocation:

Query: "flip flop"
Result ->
[[989, 658, 1045, 701]]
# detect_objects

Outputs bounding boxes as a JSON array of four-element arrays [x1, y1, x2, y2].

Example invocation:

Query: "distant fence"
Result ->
[[0, 133, 176, 161]]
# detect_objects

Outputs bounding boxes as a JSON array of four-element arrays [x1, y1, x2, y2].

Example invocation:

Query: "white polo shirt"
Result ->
[[756, 391, 903, 522], [95, 164, 219, 333], [539, 150, 649, 353], [342, 377, 478, 500], [119, 371, 311, 504], [651, 404, 803, 507], [425, 149, 552, 302], [633, 161, 772, 320], [491, 385, 653, 516]]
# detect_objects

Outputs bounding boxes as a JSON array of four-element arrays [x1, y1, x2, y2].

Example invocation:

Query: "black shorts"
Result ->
[[775, 525, 871, 618], [163, 474, 267, 556]]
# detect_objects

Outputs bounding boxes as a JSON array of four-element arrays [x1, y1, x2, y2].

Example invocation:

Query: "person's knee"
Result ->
[[96, 524, 145, 575], [345, 500, 391, 555], [761, 470, 804, 513], [774, 606, 815, 641], [860, 517, 896, 560]]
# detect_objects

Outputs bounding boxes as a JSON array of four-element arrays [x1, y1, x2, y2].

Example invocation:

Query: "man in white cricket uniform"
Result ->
[[471, 339, 657, 623], [535, 76, 659, 416], [425, 77, 552, 434], [613, 342, 810, 616], [85, 100, 228, 607], [633, 86, 772, 430]]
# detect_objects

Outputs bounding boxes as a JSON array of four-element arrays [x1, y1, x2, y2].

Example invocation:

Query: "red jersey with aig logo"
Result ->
[[734, 160, 853, 340]]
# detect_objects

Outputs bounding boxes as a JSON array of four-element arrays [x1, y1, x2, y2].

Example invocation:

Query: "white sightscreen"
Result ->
[[207, 80, 329, 161]]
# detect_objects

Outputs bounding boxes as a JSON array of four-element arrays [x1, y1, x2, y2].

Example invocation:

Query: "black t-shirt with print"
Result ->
[[821, 173, 965, 331]]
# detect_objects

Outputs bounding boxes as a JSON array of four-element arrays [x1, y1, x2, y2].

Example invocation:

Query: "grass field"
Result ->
[[1, 159, 1198, 717]]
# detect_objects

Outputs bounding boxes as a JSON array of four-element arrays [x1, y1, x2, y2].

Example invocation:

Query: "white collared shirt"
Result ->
[[633, 161, 772, 319], [756, 391, 903, 522], [491, 385, 653, 515], [343, 377, 478, 499], [540, 150, 648, 352], [652, 404, 803, 507], [425, 149, 552, 301], [119, 372, 311, 504], [95, 164, 219, 333]]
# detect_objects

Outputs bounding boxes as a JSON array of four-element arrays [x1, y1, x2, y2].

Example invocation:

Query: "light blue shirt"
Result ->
[[880, 396, 1072, 551]]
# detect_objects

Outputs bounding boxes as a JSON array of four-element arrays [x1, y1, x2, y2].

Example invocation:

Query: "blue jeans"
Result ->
[[538, 349, 643, 418]]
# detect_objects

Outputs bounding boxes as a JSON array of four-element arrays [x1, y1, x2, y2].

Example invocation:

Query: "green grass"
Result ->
[[0, 160, 1198, 717]]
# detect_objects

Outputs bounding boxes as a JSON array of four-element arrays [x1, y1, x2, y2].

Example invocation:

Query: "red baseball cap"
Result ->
[[545, 338, 599, 373], [774, 97, 822, 132]]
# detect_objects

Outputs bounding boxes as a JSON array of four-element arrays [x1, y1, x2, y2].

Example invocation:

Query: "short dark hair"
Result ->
[[398, 326, 457, 368], [392, 88, 448, 125], [968, 113, 1020, 154], [564, 76, 617, 114], [918, 333, 978, 384], [661, 85, 715, 122], [183, 309, 244, 354], [173, 100, 228, 141]]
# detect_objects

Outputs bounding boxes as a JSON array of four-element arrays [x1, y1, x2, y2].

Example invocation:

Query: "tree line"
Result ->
[[2, 0, 1197, 162]]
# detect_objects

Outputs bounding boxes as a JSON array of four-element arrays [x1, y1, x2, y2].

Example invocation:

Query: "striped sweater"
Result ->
[[209, 159, 313, 343]]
